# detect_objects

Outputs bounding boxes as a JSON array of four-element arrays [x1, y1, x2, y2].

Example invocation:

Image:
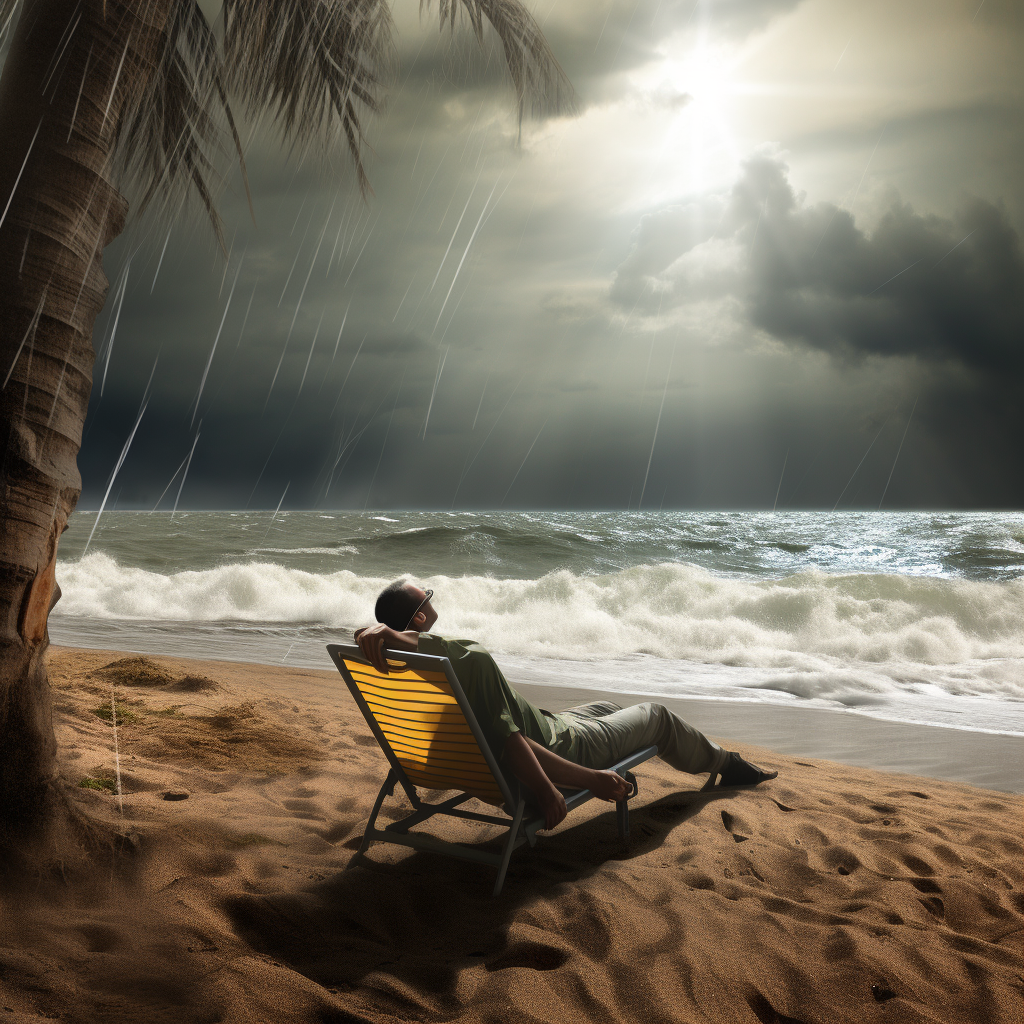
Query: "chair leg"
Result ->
[[492, 798, 526, 896], [617, 770, 637, 839], [616, 798, 629, 838], [355, 770, 396, 859]]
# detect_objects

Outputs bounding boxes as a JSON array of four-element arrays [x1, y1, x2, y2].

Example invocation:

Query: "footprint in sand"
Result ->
[[747, 991, 805, 1024], [900, 852, 935, 876], [821, 846, 861, 875], [684, 872, 718, 890], [75, 924, 122, 953], [721, 809, 752, 843], [795, 823, 829, 847], [484, 941, 570, 973], [281, 798, 326, 822]]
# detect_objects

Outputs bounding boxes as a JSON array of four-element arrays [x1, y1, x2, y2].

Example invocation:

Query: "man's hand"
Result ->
[[587, 769, 632, 803], [538, 785, 568, 831], [503, 733, 569, 831], [354, 623, 417, 673]]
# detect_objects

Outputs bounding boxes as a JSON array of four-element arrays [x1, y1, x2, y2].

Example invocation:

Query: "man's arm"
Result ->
[[502, 732, 631, 830], [353, 623, 420, 673]]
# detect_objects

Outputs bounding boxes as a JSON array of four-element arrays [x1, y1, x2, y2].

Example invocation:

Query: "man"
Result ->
[[354, 580, 777, 830]]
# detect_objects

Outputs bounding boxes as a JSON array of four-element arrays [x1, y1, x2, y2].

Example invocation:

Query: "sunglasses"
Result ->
[[404, 588, 434, 630]]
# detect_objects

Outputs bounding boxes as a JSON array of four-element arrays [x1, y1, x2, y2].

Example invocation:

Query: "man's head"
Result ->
[[374, 580, 437, 632]]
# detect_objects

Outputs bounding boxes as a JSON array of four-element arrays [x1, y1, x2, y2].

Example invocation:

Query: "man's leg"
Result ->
[[568, 702, 728, 776], [561, 700, 621, 721], [567, 702, 778, 785]]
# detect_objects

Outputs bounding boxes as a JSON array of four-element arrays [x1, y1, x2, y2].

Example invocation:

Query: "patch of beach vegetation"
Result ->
[[77, 775, 117, 794], [92, 700, 139, 725], [94, 656, 219, 693]]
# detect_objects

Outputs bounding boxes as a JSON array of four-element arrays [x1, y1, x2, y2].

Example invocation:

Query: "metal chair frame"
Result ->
[[327, 643, 658, 895]]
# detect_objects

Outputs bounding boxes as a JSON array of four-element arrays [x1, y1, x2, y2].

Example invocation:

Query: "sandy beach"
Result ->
[[0, 645, 1020, 1023]]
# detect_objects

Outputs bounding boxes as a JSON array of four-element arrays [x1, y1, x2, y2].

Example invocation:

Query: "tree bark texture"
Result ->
[[0, 0, 166, 842]]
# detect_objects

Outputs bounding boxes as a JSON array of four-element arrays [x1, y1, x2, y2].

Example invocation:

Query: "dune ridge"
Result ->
[[0, 646, 1019, 1023]]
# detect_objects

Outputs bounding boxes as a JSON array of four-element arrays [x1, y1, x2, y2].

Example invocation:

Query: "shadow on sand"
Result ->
[[223, 786, 741, 1004]]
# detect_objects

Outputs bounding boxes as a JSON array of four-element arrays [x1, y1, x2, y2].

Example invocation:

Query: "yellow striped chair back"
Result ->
[[342, 654, 510, 808]]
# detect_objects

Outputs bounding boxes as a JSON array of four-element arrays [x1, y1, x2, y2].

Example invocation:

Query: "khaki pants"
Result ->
[[561, 701, 727, 777]]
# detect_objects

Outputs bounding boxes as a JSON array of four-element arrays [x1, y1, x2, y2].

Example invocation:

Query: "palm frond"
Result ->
[[434, 0, 574, 122], [221, 0, 574, 197], [22, 0, 573, 245], [114, 0, 250, 250], [222, 0, 397, 196]]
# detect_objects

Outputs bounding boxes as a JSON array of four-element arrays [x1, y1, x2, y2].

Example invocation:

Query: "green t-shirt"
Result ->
[[416, 633, 573, 761]]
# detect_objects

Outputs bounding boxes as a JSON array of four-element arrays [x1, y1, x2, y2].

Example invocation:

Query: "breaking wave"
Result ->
[[55, 553, 1024, 705]]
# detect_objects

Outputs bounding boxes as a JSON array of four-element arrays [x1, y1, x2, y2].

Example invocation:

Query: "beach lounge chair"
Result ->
[[327, 643, 657, 896]]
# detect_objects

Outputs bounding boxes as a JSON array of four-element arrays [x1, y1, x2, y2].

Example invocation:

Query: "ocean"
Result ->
[[50, 510, 1024, 737]]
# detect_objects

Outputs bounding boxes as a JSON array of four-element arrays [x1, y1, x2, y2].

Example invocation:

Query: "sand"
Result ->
[[0, 645, 1020, 1024]]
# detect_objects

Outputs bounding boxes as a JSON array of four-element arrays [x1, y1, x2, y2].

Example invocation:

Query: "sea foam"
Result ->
[[54, 553, 1024, 705]]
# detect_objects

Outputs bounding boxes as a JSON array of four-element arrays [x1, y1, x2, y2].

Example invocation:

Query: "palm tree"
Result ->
[[0, 0, 569, 855]]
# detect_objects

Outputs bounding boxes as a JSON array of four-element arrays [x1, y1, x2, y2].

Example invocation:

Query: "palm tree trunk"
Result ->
[[0, 0, 136, 847]]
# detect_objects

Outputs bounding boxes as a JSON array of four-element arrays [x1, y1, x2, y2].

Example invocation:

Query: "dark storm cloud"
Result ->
[[750, 190, 1024, 375], [603, 149, 1024, 508], [64, 0, 1024, 511], [613, 153, 1024, 374], [788, 103, 1024, 232]]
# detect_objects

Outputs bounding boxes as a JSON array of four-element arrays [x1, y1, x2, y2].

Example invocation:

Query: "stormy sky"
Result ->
[[75, 0, 1023, 510]]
